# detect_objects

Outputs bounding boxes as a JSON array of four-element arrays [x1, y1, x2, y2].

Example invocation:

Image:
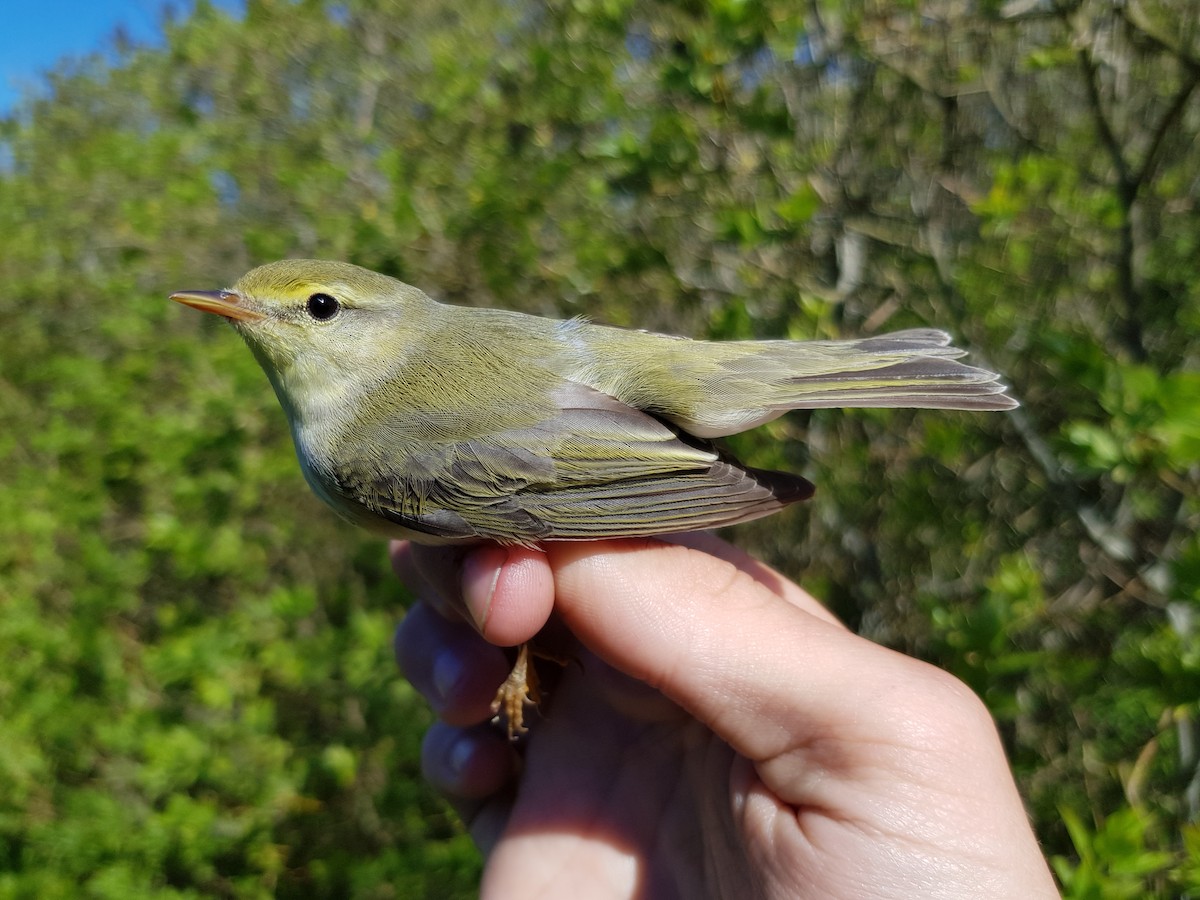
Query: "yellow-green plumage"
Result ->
[[171, 259, 1016, 546]]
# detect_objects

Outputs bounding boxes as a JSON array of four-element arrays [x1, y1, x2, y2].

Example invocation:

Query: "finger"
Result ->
[[390, 540, 473, 622], [389, 539, 422, 586], [459, 544, 555, 647], [421, 721, 518, 855], [543, 540, 988, 798], [391, 541, 556, 647], [664, 532, 843, 625], [454, 535, 836, 647], [422, 721, 517, 800], [394, 603, 512, 726]]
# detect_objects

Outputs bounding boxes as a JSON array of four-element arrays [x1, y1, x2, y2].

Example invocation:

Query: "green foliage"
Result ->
[[1, 0, 1198, 892], [1054, 806, 1177, 898]]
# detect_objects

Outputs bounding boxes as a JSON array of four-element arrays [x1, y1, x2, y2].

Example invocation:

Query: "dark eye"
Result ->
[[306, 293, 341, 320]]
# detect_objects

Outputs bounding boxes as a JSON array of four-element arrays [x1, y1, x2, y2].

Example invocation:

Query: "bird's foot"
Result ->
[[491, 642, 541, 739]]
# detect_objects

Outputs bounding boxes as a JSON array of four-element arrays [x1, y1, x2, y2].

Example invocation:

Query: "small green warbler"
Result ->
[[172, 258, 1016, 732]]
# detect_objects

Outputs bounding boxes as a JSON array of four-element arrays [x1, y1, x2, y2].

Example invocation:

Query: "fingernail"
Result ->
[[432, 649, 464, 703], [446, 731, 475, 779], [462, 545, 506, 633]]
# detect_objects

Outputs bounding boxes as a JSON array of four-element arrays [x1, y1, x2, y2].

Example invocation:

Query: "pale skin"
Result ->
[[391, 535, 1060, 899]]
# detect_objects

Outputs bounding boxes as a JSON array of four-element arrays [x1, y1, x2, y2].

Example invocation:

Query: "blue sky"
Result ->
[[1, 0, 242, 114]]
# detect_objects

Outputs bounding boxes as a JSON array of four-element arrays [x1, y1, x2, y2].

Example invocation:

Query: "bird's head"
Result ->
[[172, 258, 441, 432], [172, 259, 435, 396]]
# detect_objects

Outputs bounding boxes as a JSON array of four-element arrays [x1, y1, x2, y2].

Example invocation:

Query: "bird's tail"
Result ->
[[765, 328, 1018, 412], [649, 327, 1017, 438]]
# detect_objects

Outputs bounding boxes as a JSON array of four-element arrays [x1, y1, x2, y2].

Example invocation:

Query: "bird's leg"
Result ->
[[491, 641, 578, 738], [492, 642, 540, 739]]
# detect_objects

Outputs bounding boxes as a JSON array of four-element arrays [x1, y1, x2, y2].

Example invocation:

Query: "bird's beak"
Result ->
[[170, 289, 266, 323]]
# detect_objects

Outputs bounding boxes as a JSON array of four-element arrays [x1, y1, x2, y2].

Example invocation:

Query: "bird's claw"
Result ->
[[491, 642, 541, 739]]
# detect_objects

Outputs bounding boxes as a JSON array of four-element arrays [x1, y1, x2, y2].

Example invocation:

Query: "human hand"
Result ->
[[392, 535, 1059, 899]]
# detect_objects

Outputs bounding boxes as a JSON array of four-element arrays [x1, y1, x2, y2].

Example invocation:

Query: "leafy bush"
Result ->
[[1, 0, 1196, 894]]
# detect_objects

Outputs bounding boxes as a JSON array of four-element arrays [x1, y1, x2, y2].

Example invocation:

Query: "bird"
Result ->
[[172, 258, 1017, 734]]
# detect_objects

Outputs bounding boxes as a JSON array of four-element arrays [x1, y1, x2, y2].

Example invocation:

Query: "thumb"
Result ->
[[542, 540, 993, 783]]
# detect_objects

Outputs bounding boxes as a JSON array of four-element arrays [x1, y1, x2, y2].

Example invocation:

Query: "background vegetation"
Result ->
[[1, 0, 1198, 895]]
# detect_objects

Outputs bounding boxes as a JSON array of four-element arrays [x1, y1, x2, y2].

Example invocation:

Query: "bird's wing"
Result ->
[[327, 380, 812, 544]]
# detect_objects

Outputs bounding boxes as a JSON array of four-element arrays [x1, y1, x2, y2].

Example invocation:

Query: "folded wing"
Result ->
[[328, 381, 812, 544]]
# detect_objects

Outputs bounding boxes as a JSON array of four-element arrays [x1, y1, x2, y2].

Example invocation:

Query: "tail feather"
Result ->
[[840, 328, 958, 352], [666, 328, 1018, 436], [775, 355, 1018, 411]]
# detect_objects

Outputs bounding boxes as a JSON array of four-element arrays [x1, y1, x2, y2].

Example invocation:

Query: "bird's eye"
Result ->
[[305, 293, 341, 321]]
